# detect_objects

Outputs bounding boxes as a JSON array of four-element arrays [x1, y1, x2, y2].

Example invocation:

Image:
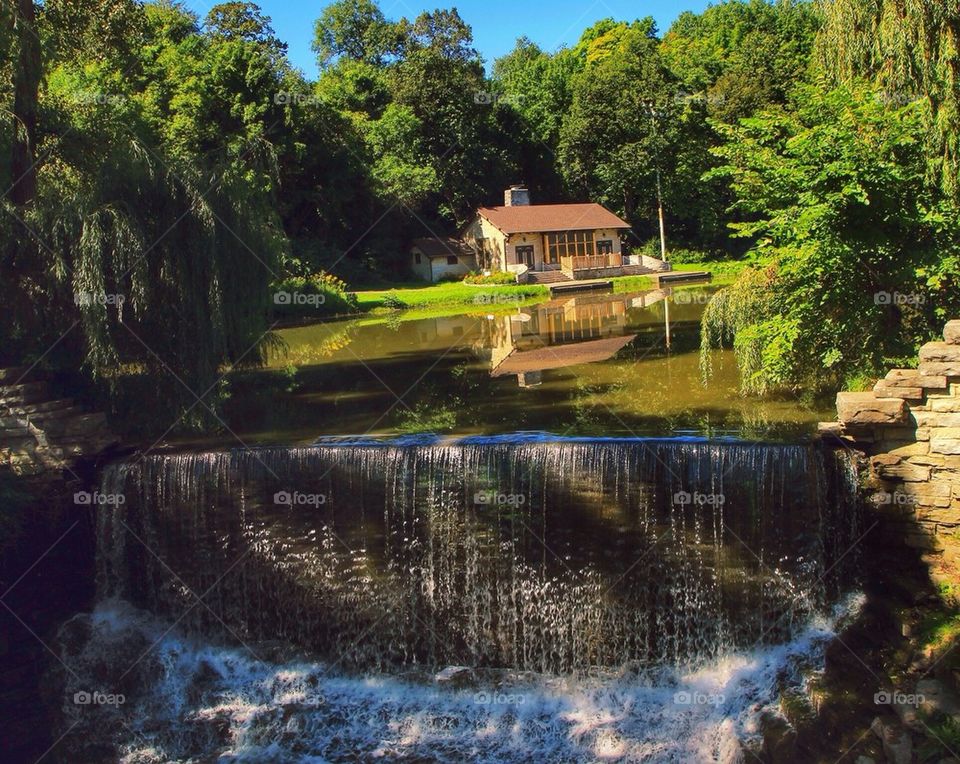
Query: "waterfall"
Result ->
[[94, 435, 862, 676]]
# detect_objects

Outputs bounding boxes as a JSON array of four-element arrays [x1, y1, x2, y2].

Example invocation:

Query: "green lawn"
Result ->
[[671, 260, 748, 284], [350, 260, 744, 315], [352, 281, 549, 312]]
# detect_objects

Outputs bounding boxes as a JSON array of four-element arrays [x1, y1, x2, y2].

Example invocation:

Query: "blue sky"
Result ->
[[183, 0, 713, 77]]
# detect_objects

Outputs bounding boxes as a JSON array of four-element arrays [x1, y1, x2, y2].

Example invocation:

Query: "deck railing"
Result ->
[[560, 253, 622, 276]]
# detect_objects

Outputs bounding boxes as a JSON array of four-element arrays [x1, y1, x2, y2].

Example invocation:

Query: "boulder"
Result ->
[[434, 666, 476, 687], [917, 678, 960, 717], [944, 320, 960, 345], [761, 711, 797, 763], [838, 392, 908, 426], [870, 716, 912, 764]]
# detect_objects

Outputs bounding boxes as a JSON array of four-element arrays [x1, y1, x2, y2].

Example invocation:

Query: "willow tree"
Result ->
[[814, 0, 960, 196], [0, 0, 285, 429]]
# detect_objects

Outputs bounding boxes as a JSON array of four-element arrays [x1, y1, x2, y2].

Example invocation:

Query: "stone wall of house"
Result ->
[[0, 366, 117, 475], [820, 319, 960, 581]]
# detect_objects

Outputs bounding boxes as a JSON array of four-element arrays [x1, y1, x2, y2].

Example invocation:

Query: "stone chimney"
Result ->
[[504, 185, 530, 206]]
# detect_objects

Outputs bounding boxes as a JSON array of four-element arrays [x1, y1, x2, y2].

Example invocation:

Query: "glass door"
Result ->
[[516, 245, 535, 268]]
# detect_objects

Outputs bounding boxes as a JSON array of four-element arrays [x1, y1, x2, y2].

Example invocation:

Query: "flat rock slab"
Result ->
[[876, 462, 932, 482], [885, 369, 948, 389], [873, 382, 924, 400], [920, 361, 960, 377], [0, 367, 31, 383], [838, 392, 908, 426], [945, 320, 960, 345], [434, 666, 476, 687], [920, 342, 960, 364], [932, 439, 960, 456]]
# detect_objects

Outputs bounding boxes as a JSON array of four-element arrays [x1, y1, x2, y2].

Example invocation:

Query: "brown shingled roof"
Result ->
[[477, 203, 630, 234], [411, 237, 475, 258]]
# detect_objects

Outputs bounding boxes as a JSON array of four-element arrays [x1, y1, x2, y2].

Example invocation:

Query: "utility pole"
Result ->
[[644, 102, 668, 263]]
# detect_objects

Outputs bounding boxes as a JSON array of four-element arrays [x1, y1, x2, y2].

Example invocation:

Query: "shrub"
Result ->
[[380, 293, 407, 309], [463, 271, 516, 285], [270, 272, 359, 318]]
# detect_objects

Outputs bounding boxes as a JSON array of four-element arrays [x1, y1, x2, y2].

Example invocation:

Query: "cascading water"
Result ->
[[53, 435, 865, 762]]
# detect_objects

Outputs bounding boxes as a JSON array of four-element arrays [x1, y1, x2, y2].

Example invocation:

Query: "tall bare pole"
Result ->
[[644, 102, 668, 263]]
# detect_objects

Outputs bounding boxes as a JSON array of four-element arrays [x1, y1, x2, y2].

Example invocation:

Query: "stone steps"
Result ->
[[0, 366, 33, 384], [4, 398, 76, 416], [528, 270, 572, 285], [0, 381, 51, 406], [619, 265, 656, 276], [0, 366, 117, 473]]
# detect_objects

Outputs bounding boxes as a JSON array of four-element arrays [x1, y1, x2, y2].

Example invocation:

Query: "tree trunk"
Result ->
[[623, 188, 635, 223], [10, 0, 40, 206]]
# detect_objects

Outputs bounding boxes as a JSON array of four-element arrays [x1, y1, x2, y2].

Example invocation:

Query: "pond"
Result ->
[[221, 284, 831, 445]]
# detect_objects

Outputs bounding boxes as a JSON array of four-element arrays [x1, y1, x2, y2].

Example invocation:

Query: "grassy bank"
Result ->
[[353, 281, 550, 312], [349, 260, 744, 315], [671, 260, 748, 285]]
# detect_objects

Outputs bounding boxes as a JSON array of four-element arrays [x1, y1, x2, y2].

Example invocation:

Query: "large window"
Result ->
[[596, 240, 613, 255], [546, 231, 595, 261]]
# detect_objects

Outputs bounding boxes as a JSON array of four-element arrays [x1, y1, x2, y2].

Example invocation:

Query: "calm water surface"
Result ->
[[223, 284, 830, 443]]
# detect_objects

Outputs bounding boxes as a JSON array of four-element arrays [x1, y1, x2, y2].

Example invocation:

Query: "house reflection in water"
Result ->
[[475, 290, 669, 387]]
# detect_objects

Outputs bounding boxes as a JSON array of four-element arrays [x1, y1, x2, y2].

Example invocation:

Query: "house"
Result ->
[[463, 186, 668, 284], [410, 237, 478, 283]]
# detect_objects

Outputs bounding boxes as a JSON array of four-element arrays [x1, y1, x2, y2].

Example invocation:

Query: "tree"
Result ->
[[701, 85, 960, 394], [204, 1, 287, 59], [661, 0, 820, 124], [0, 0, 289, 425], [558, 22, 676, 226], [391, 9, 516, 222], [312, 0, 402, 69], [364, 104, 437, 206], [9, 0, 40, 206], [493, 38, 580, 148], [814, 0, 960, 197]]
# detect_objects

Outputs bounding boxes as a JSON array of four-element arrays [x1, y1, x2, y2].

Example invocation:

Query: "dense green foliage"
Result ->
[[701, 4, 960, 394], [2, 0, 959, 423]]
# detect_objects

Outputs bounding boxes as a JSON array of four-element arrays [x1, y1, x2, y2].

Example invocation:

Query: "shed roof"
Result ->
[[477, 203, 630, 234], [411, 237, 475, 259]]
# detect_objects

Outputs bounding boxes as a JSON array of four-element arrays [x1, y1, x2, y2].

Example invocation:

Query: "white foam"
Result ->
[[58, 594, 864, 763]]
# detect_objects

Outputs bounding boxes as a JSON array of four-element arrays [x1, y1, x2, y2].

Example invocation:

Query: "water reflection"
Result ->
[[212, 285, 828, 443], [477, 290, 670, 387]]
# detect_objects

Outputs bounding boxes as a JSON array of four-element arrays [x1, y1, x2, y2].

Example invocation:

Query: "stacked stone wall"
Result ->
[[822, 320, 960, 579]]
